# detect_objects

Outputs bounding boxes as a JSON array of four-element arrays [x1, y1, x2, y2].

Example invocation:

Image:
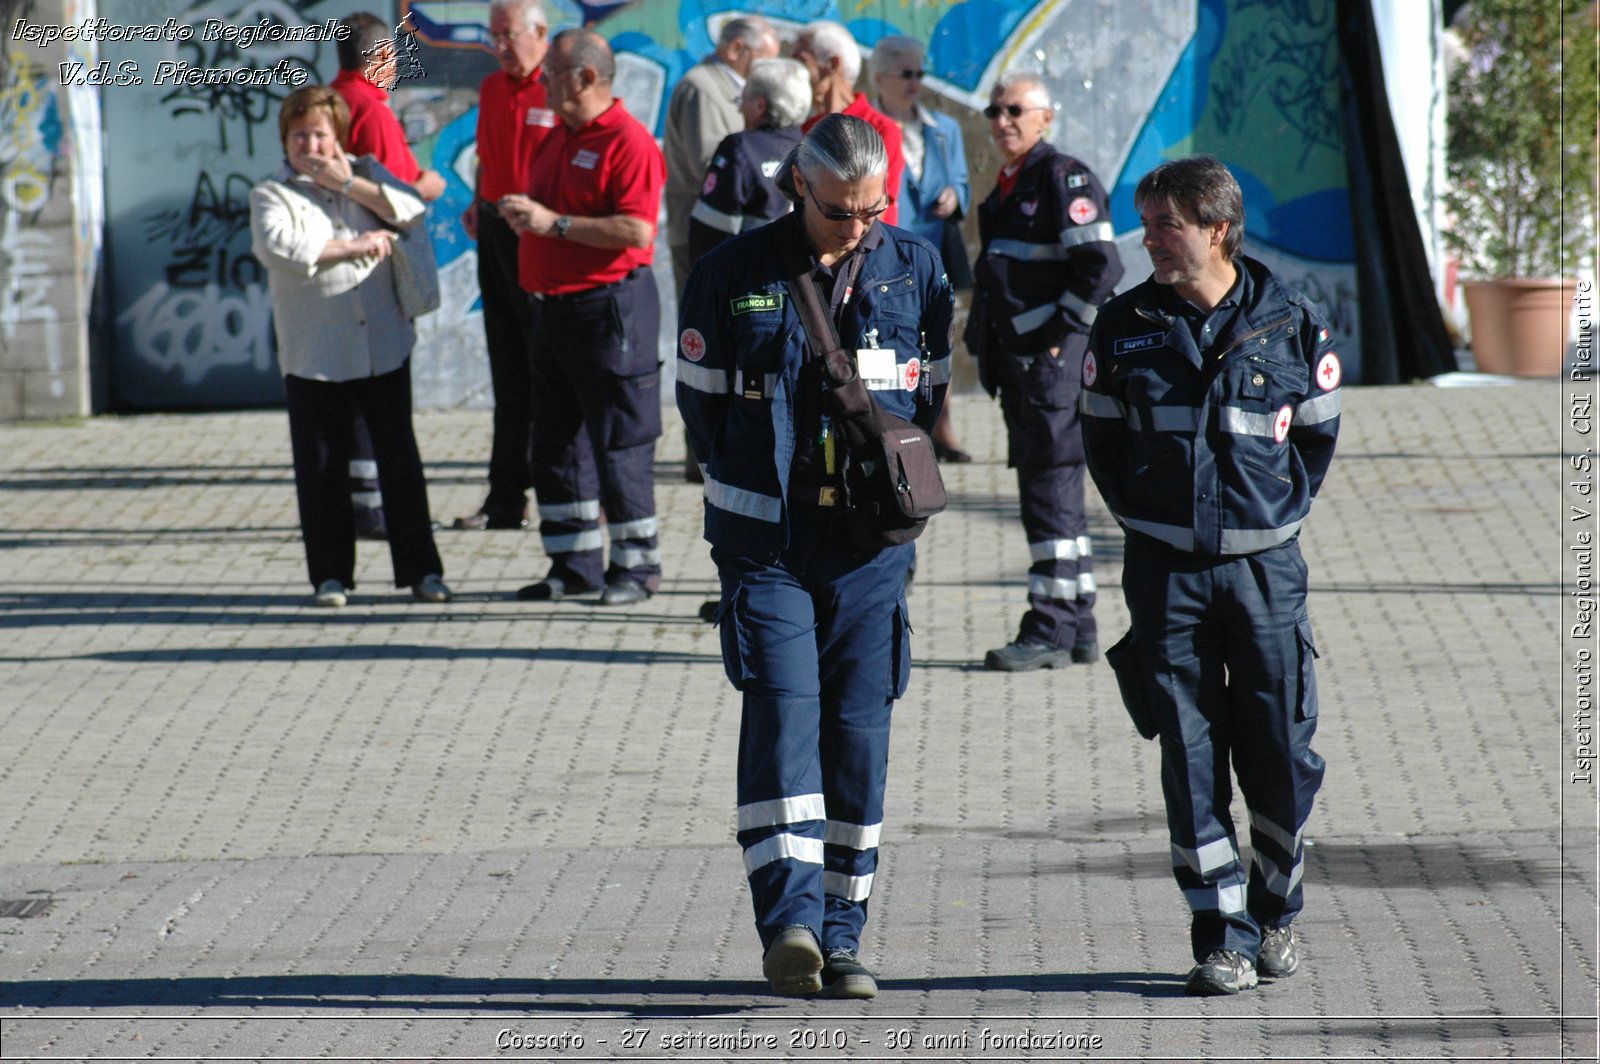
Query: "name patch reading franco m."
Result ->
[[1114, 332, 1163, 355], [730, 292, 784, 316]]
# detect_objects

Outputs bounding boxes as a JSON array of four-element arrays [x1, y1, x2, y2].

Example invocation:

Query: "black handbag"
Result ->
[[784, 269, 946, 549]]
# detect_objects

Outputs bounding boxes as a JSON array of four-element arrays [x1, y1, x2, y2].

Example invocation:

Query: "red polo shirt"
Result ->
[[332, 67, 421, 183], [476, 67, 556, 202], [518, 100, 665, 296], [803, 93, 904, 226]]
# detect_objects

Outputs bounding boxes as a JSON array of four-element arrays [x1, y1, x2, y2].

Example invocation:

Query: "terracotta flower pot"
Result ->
[[1462, 278, 1578, 377]]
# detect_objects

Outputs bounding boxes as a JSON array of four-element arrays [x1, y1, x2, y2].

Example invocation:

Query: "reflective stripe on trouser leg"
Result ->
[[1123, 534, 1259, 962], [592, 274, 663, 590], [1229, 541, 1324, 931], [718, 530, 908, 954], [1017, 461, 1095, 647]]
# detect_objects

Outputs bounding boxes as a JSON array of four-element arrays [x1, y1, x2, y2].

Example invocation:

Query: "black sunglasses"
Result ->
[[804, 183, 888, 224], [984, 103, 1049, 120], [896, 69, 926, 80]]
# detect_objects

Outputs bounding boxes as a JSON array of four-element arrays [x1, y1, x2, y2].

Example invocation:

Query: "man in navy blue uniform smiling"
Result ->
[[1082, 155, 1341, 996], [677, 114, 952, 1000]]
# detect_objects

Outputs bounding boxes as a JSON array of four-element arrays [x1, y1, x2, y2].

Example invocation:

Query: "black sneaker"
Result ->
[[762, 925, 823, 996], [1257, 925, 1299, 979], [819, 948, 878, 999], [1184, 949, 1259, 995], [984, 639, 1072, 671]]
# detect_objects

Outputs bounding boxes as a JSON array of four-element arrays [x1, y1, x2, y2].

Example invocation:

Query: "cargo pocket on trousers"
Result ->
[[718, 586, 754, 692], [1105, 630, 1159, 740], [1294, 614, 1319, 721], [608, 366, 663, 450], [889, 595, 912, 700]]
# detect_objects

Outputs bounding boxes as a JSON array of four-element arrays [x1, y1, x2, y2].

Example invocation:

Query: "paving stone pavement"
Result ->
[[0, 384, 1594, 1062]]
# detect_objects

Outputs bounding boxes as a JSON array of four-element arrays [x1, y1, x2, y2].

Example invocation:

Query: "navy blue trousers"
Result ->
[[476, 210, 535, 515], [527, 269, 662, 591], [995, 338, 1096, 648], [1113, 534, 1324, 963], [283, 364, 442, 589], [714, 505, 913, 955]]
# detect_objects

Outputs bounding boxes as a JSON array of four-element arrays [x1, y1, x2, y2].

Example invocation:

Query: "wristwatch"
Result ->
[[553, 215, 572, 239]]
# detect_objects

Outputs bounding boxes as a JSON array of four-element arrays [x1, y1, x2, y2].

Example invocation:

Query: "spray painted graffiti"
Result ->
[[118, 280, 276, 380]]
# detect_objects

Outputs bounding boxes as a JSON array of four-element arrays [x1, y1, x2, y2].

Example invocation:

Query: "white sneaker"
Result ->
[[313, 580, 347, 608], [411, 573, 452, 603]]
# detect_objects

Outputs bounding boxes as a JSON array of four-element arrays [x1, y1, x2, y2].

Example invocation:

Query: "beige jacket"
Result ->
[[249, 157, 424, 382]]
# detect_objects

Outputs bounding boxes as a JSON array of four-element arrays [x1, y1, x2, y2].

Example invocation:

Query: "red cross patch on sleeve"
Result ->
[[1315, 352, 1341, 390]]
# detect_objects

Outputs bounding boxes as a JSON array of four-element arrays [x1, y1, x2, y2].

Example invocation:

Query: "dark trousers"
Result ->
[[477, 209, 535, 515], [1117, 534, 1324, 963], [527, 269, 662, 590], [995, 336, 1096, 648], [348, 413, 384, 534], [714, 505, 914, 955], [283, 365, 443, 589]]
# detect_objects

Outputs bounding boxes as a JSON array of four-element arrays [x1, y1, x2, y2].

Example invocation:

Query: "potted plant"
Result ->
[[1444, 0, 1598, 376]]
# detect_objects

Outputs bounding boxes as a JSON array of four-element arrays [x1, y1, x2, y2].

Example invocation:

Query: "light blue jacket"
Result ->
[[894, 105, 971, 249]]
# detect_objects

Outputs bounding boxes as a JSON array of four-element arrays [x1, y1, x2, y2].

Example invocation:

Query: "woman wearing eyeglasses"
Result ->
[[869, 35, 974, 465]]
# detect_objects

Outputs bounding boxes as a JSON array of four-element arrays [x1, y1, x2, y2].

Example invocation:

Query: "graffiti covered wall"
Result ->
[[2, 0, 1367, 414]]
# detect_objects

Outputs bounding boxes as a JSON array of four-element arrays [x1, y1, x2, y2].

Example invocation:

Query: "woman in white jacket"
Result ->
[[250, 85, 450, 608]]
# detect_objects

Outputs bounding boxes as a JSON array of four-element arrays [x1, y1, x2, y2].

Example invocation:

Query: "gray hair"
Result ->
[[743, 58, 812, 129], [775, 113, 887, 201], [868, 34, 923, 79], [719, 15, 774, 51], [993, 70, 1051, 108], [797, 20, 861, 85], [488, 0, 547, 30], [553, 27, 615, 82]]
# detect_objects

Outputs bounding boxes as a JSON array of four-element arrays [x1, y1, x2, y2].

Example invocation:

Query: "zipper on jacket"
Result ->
[[1214, 314, 1292, 362]]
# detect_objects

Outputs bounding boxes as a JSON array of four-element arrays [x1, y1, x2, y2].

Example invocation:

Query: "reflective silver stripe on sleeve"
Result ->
[[1057, 288, 1098, 326], [1057, 220, 1115, 247], [1080, 391, 1126, 419], [738, 793, 826, 830], [609, 545, 662, 569], [1219, 520, 1304, 554], [989, 237, 1068, 262], [1220, 406, 1280, 437], [1173, 837, 1240, 875], [542, 528, 605, 554], [1011, 302, 1056, 335], [1028, 537, 1084, 562], [743, 832, 824, 873], [690, 199, 743, 235], [924, 354, 952, 385], [1183, 882, 1247, 914], [539, 499, 601, 522], [677, 359, 730, 395], [704, 474, 783, 523], [822, 870, 874, 901], [824, 819, 882, 850], [608, 517, 658, 540], [1293, 390, 1341, 425]]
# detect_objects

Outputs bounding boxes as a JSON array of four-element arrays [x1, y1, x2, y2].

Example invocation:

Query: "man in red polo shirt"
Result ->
[[332, 12, 445, 201], [450, 0, 556, 532], [499, 28, 666, 607], [792, 20, 903, 226]]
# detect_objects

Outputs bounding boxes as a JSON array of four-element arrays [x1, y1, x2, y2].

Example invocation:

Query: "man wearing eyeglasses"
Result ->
[[677, 114, 953, 1000], [500, 28, 667, 607], [968, 72, 1123, 672], [451, 0, 555, 533]]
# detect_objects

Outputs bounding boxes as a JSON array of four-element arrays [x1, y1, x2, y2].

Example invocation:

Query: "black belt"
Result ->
[[530, 267, 648, 303], [477, 197, 503, 217]]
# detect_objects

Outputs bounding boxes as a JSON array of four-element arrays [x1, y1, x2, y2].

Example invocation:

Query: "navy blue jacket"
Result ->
[[687, 125, 803, 266], [1081, 256, 1342, 556], [677, 210, 954, 559], [967, 140, 1122, 357]]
